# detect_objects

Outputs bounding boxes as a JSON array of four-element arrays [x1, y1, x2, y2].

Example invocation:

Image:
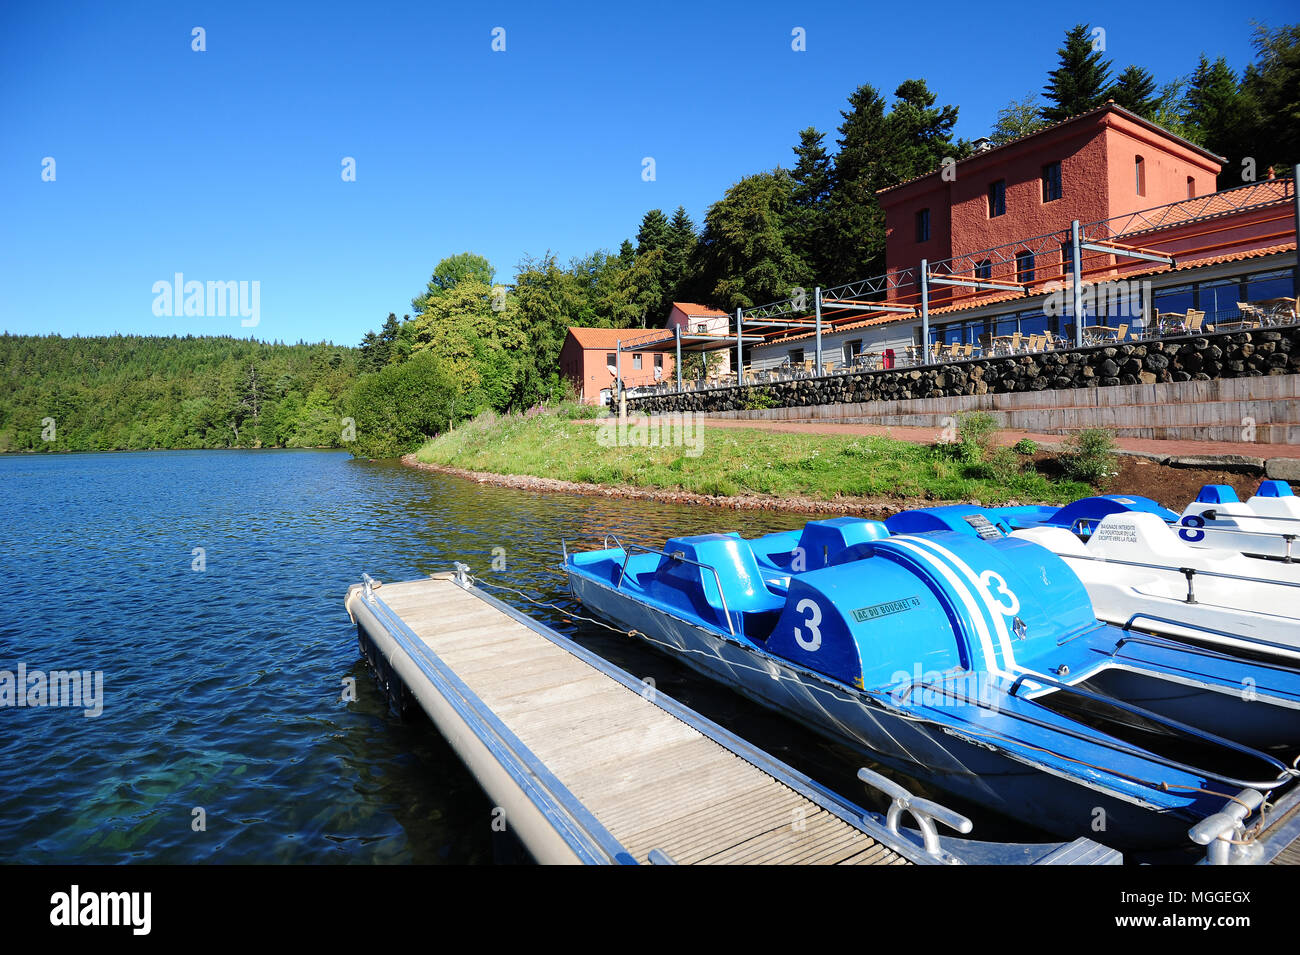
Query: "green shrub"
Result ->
[[983, 446, 1024, 485], [1013, 438, 1038, 455], [1060, 428, 1119, 486], [957, 411, 999, 464], [742, 389, 778, 411], [345, 352, 463, 457]]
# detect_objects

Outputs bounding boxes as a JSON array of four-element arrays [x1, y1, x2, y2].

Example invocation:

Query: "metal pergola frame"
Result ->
[[620, 171, 1298, 392]]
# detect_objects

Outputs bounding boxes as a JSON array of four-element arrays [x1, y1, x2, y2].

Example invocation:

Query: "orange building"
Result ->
[[559, 327, 675, 405], [878, 102, 1223, 306]]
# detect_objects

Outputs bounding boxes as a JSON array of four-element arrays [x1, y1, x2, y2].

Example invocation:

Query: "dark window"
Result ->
[[1042, 162, 1062, 202], [606, 352, 616, 369], [916, 208, 931, 242], [654, 353, 663, 369], [788, 348, 804, 365], [1015, 250, 1035, 284], [843, 339, 863, 362], [975, 259, 992, 280], [1135, 156, 1145, 196], [1187, 176, 1196, 199], [1061, 241, 1075, 276], [988, 180, 1006, 217], [1019, 310, 1048, 337]]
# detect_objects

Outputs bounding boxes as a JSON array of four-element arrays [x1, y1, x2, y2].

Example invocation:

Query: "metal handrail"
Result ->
[[1198, 507, 1300, 526], [1110, 631, 1300, 678], [897, 674, 1296, 791], [1004, 671, 1296, 790], [1056, 549, 1300, 591], [607, 535, 738, 639]]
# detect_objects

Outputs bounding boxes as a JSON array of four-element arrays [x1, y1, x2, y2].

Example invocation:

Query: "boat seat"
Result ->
[[648, 534, 785, 638], [1257, 480, 1295, 499], [1195, 484, 1240, 505], [794, 517, 889, 570]]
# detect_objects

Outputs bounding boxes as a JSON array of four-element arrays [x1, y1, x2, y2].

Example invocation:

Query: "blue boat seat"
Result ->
[[1257, 480, 1294, 498], [1195, 484, 1239, 504], [646, 534, 785, 640]]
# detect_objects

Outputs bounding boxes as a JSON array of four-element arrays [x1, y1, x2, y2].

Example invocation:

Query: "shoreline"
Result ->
[[399, 454, 1016, 519]]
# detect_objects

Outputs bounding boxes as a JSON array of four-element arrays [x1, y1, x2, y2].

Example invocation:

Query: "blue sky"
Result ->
[[1, 1, 1290, 346]]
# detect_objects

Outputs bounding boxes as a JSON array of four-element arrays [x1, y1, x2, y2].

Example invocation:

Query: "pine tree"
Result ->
[[882, 79, 960, 186], [790, 127, 833, 279], [665, 206, 697, 284], [635, 209, 670, 254], [1185, 55, 1250, 186], [1042, 24, 1114, 122], [1111, 65, 1160, 118], [1242, 22, 1300, 177]]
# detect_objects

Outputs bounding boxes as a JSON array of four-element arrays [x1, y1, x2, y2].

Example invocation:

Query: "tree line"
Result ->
[[0, 334, 357, 452]]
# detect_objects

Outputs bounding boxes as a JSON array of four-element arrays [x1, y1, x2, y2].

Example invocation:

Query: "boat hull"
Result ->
[[567, 570, 1198, 849]]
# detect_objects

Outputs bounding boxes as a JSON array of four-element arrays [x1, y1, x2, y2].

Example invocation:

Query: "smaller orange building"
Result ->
[[559, 327, 676, 405], [664, 302, 732, 374]]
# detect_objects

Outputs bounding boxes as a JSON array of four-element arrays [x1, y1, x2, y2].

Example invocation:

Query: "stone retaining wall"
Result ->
[[630, 326, 1300, 417]]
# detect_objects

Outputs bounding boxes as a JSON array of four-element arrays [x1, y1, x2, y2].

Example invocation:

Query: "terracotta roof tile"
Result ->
[[565, 326, 675, 349], [671, 302, 729, 316]]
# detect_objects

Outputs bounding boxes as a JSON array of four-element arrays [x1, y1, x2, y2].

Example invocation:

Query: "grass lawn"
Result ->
[[413, 409, 1096, 505]]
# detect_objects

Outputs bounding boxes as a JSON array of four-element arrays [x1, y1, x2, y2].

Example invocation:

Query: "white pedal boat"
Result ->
[[1176, 482, 1300, 561], [1012, 511, 1300, 661]]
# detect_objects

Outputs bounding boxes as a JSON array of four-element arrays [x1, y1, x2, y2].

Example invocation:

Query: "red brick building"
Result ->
[[878, 102, 1223, 304]]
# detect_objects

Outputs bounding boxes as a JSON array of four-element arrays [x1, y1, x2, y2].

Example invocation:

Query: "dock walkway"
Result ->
[[346, 572, 936, 865]]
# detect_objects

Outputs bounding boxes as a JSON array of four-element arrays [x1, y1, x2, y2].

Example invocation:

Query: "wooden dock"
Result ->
[[346, 570, 1294, 866], [345, 572, 933, 865]]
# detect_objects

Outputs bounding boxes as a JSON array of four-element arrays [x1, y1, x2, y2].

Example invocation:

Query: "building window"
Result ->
[[843, 340, 863, 363], [1042, 162, 1062, 202], [632, 353, 643, 370], [1135, 155, 1145, 196], [1061, 241, 1075, 276], [1187, 176, 1196, 199], [605, 353, 616, 370], [975, 259, 992, 280], [1015, 250, 1035, 284], [788, 348, 804, 365], [654, 353, 663, 369], [988, 180, 1006, 217], [916, 208, 930, 242], [695, 323, 707, 333]]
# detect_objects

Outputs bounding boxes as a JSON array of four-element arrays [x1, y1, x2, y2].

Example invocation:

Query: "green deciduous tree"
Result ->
[[411, 253, 495, 315], [990, 93, 1049, 145], [694, 170, 812, 312]]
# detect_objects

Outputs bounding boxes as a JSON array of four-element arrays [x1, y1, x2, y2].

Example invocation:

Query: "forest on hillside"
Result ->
[[0, 334, 357, 452]]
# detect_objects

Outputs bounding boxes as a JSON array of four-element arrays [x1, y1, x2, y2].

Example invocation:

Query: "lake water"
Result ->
[[0, 449, 1037, 864]]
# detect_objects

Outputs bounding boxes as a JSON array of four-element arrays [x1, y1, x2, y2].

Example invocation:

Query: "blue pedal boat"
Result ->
[[564, 527, 1300, 850]]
